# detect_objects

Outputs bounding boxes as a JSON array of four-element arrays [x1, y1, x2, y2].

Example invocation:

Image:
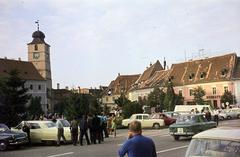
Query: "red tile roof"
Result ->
[[0, 58, 45, 81], [135, 53, 239, 89], [135, 60, 163, 84], [105, 74, 140, 95]]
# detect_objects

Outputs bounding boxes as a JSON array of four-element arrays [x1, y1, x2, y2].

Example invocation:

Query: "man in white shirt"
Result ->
[[54, 119, 66, 146]]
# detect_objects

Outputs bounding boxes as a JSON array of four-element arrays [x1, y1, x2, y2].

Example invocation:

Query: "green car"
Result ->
[[169, 114, 217, 141]]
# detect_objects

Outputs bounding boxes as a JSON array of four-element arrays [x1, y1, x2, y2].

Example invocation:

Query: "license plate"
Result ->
[[177, 128, 184, 133]]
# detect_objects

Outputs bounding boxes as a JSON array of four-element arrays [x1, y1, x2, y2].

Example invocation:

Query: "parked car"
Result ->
[[169, 114, 217, 140], [150, 113, 176, 126], [12, 120, 71, 144], [185, 127, 240, 157], [164, 111, 180, 119], [0, 123, 28, 151], [122, 113, 165, 129], [219, 108, 240, 120]]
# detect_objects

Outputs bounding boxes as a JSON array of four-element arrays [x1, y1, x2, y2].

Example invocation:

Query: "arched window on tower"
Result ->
[[34, 44, 38, 51]]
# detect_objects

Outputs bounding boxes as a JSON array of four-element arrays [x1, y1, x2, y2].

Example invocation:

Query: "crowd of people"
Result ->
[[21, 112, 118, 147]]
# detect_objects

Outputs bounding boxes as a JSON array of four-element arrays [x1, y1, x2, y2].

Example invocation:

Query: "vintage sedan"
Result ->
[[185, 127, 240, 157], [122, 113, 165, 129], [151, 113, 176, 126], [12, 120, 71, 144], [0, 123, 28, 151], [169, 114, 217, 140]]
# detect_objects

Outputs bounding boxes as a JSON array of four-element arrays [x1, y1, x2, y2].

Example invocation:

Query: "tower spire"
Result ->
[[35, 20, 39, 31]]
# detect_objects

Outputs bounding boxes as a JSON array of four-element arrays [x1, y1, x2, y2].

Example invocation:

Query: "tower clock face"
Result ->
[[33, 52, 40, 59]]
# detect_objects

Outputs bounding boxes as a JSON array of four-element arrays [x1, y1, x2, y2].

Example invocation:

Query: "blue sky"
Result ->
[[0, 0, 240, 89]]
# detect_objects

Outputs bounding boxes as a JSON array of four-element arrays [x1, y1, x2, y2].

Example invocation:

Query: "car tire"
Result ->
[[0, 141, 7, 151], [227, 116, 231, 120], [174, 136, 180, 141], [237, 114, 240, 119], [153, 123, 160, 129]]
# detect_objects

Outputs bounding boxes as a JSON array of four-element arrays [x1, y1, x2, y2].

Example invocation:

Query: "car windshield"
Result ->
[[45, 122, 56, 128], [0, 124, 10, 132], [176, 115, 195, 124], [59, 119, 70, 127], [185, 139, 240, 157]]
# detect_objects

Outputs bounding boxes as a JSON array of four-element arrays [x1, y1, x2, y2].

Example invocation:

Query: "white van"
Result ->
[[174, 105, 214, 115]]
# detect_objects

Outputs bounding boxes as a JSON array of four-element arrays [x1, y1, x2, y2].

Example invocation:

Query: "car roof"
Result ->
[[25, 120, 53, 123], [132, 113, 149, 116], [192, 127, 240, 142]]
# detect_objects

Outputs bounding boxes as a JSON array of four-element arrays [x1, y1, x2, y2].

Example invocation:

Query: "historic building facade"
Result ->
[[128, 53, 240, 108], [27, 28, 52, 110], [102, 73, 140, 110], [0, 58, 48, 113]]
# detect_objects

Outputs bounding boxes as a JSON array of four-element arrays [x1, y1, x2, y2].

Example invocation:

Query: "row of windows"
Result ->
[[28, 84, 43, 90], [187, 86, 228, 96]]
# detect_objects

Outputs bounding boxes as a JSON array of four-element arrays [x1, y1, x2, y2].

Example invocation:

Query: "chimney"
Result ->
[[18, 57, 21, 61], [118, 73, 120, 76], [150, 62, 152, 66], [65, 86, 69, 90], [4, 57, 7, 59], [164, 57, 166, 70], [57, 83, 60, 89], [78, 86, 81, 93]]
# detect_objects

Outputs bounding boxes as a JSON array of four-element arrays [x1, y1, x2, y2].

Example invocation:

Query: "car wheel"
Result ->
[[174, 136, 180, 141], [153, 123, 160, 129], [219, 116, 224, 120], [0, 141, 7, 151], [237, 114, 240, 119], [227, 116, 231, 119]]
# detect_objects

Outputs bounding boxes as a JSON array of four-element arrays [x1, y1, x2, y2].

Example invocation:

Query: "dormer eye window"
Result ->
[[189, 73, 195, 80], [221, 68, 228, 77], [200, 72, 206, 79], [168, 76, 174, 82]]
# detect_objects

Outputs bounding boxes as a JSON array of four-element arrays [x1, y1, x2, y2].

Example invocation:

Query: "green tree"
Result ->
[[114, 94, 131, 107], [193, 86, 206, 105], [89, 96, 101, 115], [122, 101, 143, 118], [0, 69, 31, 127], [147, 86, 165, 109], [28, 97, 43, 117], [54, 99, 68, 115], [163, 81, 176, 111], [64, 93, 90, 120], [220, 91, 237, 106]]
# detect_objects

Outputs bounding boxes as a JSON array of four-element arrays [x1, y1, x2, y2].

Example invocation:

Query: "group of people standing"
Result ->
[[68, 113, 117, 146]]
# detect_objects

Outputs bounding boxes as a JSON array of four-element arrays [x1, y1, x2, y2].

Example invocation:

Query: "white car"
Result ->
[[185, 127, 240, 157], [12, 120, 71, 144], [122, 113, 165, 129]]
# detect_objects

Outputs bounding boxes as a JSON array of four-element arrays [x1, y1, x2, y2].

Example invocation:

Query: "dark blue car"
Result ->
[[0, 123, 28, 151]]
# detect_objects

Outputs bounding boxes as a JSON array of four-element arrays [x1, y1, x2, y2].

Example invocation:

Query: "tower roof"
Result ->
[[28, 30, 49, 45]]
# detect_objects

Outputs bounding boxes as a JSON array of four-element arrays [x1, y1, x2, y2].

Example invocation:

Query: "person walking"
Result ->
[[70, 117, 78, 146], [118, 120, 157, 157], [87, 114, 94, 144], [111, 114, 117, 138], [92, 114, 101, 144], [22, 121, 31, 146], [53, 119, 66, 146], [79, 115, 90, 146]]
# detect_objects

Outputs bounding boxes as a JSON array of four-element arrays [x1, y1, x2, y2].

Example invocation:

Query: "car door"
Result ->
[[29, 122, 42, 143], [142, 115, 152, 128], [135, 115, 143, 127]]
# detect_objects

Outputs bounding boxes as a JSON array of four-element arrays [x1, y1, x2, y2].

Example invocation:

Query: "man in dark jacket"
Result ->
[[79, 115, 90, 146], [70, 117, 78, 146], [92, 114, 101, 144]]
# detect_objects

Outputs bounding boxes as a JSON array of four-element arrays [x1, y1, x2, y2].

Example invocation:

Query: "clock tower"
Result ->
[[28, 23, 52, 111]]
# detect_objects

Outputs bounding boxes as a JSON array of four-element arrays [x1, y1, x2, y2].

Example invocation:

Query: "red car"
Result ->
[[151, 113, 176, 126]]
